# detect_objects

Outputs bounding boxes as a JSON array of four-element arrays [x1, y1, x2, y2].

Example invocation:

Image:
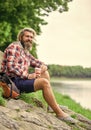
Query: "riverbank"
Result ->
[[53, 90, 91, 120], [50, 77, 91, 120], [0, 88, 91, 129], [0, 83, 91, 120], [51, 77, 91, 81]]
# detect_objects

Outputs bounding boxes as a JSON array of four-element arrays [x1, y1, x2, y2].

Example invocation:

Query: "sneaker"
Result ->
[[58, 116, 78, 124]]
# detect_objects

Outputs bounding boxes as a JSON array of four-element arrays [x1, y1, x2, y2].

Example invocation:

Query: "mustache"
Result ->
[[26, 40, 32, 43]]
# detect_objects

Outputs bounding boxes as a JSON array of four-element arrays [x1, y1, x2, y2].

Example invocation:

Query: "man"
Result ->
[[1, 27, 77, 124]]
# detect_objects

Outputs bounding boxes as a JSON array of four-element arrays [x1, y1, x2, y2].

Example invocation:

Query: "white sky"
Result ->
[[37, 0, 91, 67]]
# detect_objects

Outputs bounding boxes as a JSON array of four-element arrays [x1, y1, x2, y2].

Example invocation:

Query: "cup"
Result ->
[[35, 67, 41, 75]]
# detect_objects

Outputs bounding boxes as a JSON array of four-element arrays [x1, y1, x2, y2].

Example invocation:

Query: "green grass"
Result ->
[[19, 91, 47, 106], [0, 88, 6, 106]]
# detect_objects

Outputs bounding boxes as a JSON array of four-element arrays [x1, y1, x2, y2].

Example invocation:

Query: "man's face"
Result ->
[[21, 31, 34, 51]]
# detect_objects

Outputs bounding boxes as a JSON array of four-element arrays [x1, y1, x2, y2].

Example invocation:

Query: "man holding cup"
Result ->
[[1, 27, 77, 124]]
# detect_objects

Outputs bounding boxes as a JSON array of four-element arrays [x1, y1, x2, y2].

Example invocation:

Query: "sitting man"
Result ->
[[1, 27, 77, 124]]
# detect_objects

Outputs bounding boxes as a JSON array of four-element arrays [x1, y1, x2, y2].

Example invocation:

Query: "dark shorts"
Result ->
[[11, 77, 35, 93]]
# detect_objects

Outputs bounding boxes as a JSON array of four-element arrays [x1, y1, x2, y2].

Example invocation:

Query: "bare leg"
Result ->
[[34, 78, 68, 118]]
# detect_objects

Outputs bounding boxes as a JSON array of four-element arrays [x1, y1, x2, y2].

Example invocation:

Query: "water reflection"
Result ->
[[51, 80, 91, 110]]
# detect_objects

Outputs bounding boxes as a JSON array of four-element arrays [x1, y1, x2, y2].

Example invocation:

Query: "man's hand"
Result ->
[[40, 64, 48, 73], [35, 67, 41, 78], [28, 73, 37, 79]]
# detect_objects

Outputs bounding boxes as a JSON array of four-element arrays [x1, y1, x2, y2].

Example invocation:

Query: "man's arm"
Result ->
[[29, 54, 48, 72]]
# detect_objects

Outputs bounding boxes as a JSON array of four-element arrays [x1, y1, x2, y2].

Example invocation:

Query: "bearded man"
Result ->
[[1, 28, 77, 124]]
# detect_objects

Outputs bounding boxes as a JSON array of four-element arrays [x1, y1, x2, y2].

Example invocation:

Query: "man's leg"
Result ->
[[34, 77, 68, 118]]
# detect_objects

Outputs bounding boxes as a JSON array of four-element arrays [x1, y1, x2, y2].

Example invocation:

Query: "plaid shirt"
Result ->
[[1, 42, 42, 78]]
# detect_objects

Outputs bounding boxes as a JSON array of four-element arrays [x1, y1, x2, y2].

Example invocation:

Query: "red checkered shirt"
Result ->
[[1, 42, 43, 78]]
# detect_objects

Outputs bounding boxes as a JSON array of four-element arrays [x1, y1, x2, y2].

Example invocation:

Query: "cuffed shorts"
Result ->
[[11, 77, 35, 93]]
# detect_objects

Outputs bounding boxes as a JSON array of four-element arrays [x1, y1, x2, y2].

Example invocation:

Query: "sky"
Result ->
[[36, 0, 91, 68]]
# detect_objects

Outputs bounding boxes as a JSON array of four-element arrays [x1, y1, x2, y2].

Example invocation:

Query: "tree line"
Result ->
[[48, 64, 91, 78]]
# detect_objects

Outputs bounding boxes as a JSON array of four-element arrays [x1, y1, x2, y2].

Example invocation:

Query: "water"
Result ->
[[51, 79, 91, 110]]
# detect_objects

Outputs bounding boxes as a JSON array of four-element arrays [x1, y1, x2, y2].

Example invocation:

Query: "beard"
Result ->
[[22, 41, 32, 51]]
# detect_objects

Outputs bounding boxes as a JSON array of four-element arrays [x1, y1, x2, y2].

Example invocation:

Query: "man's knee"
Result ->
[[42, 78, 50, 86], [34, 78, 50, 91]]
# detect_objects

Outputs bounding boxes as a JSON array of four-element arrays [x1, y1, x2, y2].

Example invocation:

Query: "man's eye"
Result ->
[[25, 35, 33, 38]]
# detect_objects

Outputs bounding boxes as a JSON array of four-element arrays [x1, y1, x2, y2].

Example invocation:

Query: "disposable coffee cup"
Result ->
[[35, 67, 41, 74]]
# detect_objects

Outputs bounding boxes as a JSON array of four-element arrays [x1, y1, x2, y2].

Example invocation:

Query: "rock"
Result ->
[[0, 99, 91, 130]]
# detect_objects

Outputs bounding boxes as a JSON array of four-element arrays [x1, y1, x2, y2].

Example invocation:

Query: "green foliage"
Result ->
[[48, 64, 91, 78], [0, 0, 72, 54], [48, 64, 62, 77], [0, 88, 6, 106], [0, 22, 12, 51]]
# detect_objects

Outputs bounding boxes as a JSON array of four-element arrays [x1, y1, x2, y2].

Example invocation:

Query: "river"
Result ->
[[51, 79, 91, 110]]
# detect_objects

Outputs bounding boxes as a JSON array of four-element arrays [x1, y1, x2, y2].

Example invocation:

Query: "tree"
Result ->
[[0, 0, 73, 57]]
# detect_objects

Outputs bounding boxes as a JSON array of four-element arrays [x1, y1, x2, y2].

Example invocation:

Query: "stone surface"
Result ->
[[0, 99, 91, 130]]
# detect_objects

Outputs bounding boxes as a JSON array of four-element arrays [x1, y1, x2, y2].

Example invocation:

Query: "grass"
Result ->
[[0, 88, 6, 106], [19, 91, 47, 106]]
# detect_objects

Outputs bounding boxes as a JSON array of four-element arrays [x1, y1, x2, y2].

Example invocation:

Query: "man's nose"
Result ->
[[27, 37, 32, 41]]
